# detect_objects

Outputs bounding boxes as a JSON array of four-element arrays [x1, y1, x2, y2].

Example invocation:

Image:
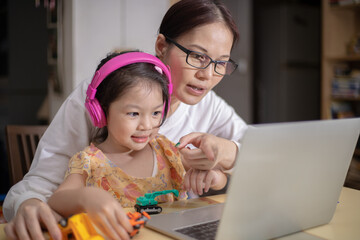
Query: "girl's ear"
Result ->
[[155, 34, 169, 58]]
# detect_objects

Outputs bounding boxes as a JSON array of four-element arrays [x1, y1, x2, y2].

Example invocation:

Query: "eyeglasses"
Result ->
[[165, 36, 238, 76]]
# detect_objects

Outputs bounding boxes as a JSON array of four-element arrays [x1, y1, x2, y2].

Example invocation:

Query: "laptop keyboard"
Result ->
[[175, 220, 220, 240]]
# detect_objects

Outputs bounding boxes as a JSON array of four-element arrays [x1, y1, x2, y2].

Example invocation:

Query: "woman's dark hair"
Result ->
[[159, 0, 239, 48], [93, 50, 170, 143]]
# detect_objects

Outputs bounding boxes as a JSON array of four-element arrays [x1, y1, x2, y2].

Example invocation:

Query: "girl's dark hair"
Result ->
[[159, 0, 239, 48], [93, 50, 170, 143]]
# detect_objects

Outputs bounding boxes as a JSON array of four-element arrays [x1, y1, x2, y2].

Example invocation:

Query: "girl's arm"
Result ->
[[48, 174, 133, 240], [47, 173, 87, 217]]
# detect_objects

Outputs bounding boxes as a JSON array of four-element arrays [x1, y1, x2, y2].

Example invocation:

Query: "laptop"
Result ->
[[146, 118, 360, 240]]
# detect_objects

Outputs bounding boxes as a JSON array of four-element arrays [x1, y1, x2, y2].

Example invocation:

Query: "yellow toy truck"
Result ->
[[51, 211, 151, 240], [52, 213, 103, 240]]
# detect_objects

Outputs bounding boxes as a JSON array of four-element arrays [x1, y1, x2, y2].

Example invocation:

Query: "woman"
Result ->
[[4, 0, 247, 239]]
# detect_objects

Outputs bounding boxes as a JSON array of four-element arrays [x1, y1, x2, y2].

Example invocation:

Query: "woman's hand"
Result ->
[[177, 133, 238, 171], [4, 198, 62, 240], [80, 187, 133, 240], [183, 169, 227, 196]]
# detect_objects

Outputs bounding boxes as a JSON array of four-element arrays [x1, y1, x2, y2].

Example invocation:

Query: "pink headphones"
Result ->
[[85, 52, 172, 128]]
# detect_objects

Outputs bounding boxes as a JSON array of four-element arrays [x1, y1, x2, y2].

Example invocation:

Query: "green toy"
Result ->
[[134, 189, 179, 214]]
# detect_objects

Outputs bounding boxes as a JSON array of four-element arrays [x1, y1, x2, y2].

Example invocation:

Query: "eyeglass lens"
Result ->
[[187, 52, 236, 75]]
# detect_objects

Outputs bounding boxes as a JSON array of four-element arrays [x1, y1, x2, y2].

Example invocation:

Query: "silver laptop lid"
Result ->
[[217, 118, 360, 239]]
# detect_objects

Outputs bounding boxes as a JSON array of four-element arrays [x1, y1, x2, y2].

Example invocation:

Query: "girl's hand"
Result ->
[[183, 169, 226, 196], [80, 187, 133, 240], [177, 133, 238, 171]]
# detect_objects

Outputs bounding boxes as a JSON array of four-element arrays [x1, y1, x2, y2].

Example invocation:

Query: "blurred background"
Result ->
[[0, 0, 359, 198]]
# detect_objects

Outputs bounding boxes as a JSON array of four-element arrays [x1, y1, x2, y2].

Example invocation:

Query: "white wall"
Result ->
[[122, 0, 169, 55], [72, 0, 123, 89], [49, 0, 170, 119]]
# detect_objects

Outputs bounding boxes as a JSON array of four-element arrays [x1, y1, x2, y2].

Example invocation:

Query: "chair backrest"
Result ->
[[5, 125, 48, 186]]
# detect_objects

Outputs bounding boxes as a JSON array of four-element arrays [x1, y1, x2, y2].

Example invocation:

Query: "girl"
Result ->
[[4, 1, 246, 239], [47, 51, 227, 239]]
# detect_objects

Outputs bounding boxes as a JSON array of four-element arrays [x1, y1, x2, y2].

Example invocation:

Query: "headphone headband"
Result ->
[[85, 52, 172, 128], [86, 52, 172, 101]]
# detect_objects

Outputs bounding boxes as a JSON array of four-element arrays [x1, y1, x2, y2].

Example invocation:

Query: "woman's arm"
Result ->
[[4, 199, 63, 240], [3, 80, 94, 240], [177, 132, 238, 171], [178, 91, 247, 171], [183, 168, 227, 196], [3, 79, 94, 222], [160, 91, 247, 172]]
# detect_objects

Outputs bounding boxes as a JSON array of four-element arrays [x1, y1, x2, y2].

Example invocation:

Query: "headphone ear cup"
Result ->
[[85, 98, 107, 128]]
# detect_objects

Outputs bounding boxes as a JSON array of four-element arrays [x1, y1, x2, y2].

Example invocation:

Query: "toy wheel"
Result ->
[[134, 204, 140, 213], [59, 218, 68, 227]]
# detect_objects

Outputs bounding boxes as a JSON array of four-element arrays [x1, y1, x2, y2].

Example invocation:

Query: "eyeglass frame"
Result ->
[[164, 36, 238, 76]]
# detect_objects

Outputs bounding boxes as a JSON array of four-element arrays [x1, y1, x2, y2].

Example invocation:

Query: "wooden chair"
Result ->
[[5, 125, 48, 186]]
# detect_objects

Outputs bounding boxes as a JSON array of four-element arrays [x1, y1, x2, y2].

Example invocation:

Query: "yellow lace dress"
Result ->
[[65, 134, 187, 207]]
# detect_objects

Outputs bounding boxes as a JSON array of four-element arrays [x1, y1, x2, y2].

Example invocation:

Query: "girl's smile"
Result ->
[[131, 135, 150, 143]]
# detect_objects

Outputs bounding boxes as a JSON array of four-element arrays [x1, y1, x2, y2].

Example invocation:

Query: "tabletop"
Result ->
[[0, 187, 359, 240]]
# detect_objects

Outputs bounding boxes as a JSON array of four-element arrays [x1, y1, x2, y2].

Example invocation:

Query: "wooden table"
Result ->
[[1, 187, 359, 239]]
